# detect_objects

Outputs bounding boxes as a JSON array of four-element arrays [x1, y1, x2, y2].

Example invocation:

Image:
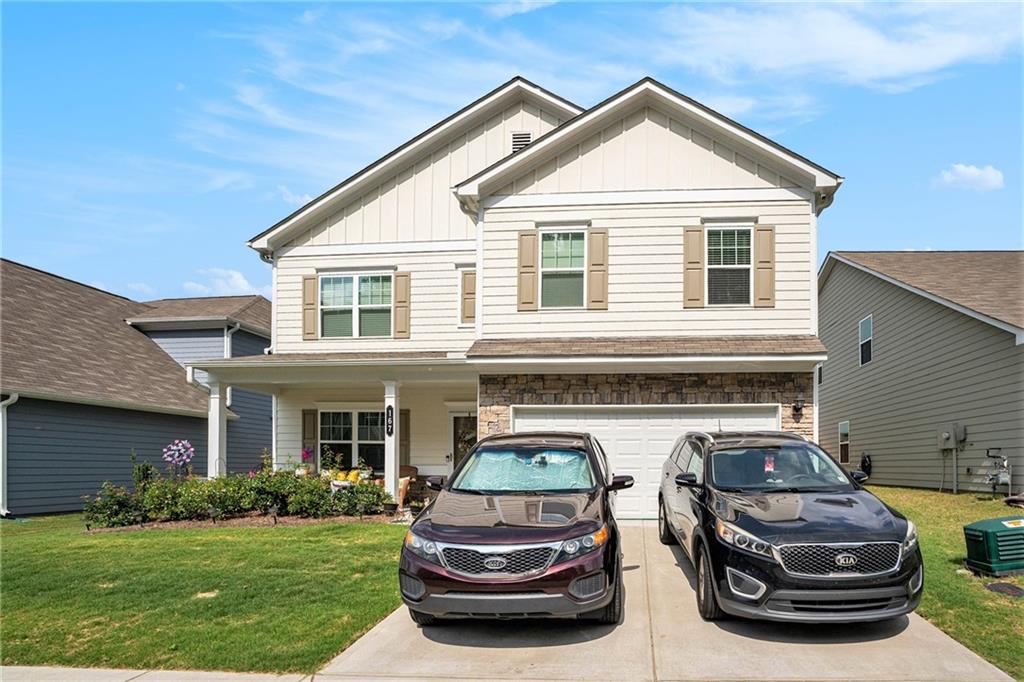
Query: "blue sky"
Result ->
[[3, 2, 1021, 299]]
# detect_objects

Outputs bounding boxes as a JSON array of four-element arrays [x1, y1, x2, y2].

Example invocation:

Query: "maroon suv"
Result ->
[[399, 432, 634, 625]]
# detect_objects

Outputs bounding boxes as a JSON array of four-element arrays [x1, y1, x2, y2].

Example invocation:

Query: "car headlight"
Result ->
[[404, 529, 443, 565], [902, 520, 918, 557], [715, 518, 775, 561], [554, 525, 609, 564]]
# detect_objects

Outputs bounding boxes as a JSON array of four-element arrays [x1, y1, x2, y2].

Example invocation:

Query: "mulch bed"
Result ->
[[84, 511, 407, 534]]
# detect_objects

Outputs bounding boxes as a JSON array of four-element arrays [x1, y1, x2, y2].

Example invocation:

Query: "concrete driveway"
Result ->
[[318, 523, 1011, 682]]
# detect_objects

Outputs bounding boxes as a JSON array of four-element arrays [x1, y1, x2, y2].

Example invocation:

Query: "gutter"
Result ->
[[1, 392, 20, 517], [224, 322, 241, 408]]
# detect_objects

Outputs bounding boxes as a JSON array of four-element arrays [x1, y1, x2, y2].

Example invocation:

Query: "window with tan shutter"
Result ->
[[540, 231, 586, 308], [319, 273, 393, 338], [706, 227, 752, 306]]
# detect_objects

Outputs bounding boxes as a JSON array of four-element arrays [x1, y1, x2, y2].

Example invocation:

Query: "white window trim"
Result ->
[[704, 224, 754, 308], [858, 314, 873, 366], [838, 420, 850, 464], [538, 228, 588, 310], [318, 272, 394, 340], [317, 408, 387, 471]]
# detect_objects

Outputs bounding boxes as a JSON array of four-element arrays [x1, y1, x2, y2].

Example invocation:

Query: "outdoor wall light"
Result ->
[[792, 394, 806, 417]]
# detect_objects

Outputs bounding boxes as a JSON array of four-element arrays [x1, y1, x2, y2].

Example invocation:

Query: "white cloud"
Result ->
[[932, 164, 1005, 191], [485, 1, 558, 19], [184, 268, 271, 297], [277, 185, 314, 206], [124, 282, 156, 297], [175, 82, 186, 92]]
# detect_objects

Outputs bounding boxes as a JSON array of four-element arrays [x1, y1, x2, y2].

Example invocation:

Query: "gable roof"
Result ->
[[130, 295, 271, 337], [454, 77, 842, 210], [820, 251, 1024, 339], [0, 259, 221, 417], [248, 76, 582, 252]]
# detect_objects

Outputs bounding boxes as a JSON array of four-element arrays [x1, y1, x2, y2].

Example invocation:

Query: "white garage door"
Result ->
[[513, 405, 779, 519]]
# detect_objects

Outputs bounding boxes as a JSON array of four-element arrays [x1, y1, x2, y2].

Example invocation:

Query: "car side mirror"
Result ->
[[851, 470, 869, 484], [607, 475, 634, 491], [426, 476, 445, 491], [675, 472, 700, 487]]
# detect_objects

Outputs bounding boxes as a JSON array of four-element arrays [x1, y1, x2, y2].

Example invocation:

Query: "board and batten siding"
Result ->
[[5, 397, 208, 514], [498, 105, 800, 196], [274, 384, 476, 474], [480, 200, 814, 337], [818, 262, 1024, 491], [274, 250, 476, 353], [284, 100, 566, 248]]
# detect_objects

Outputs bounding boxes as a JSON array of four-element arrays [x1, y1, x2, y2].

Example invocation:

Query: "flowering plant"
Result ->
[[162, 439, 195, 466], [301, 447, 314, 463]]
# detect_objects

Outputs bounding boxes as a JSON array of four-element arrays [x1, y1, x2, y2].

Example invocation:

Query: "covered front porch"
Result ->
[[191, 354, 480, 500]]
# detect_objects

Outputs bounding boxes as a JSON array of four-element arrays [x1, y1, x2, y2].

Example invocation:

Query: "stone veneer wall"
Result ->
[[478, 373, 814, 438]]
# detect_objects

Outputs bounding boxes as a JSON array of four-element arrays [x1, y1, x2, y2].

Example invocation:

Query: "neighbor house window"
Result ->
[[540, 231, 585, 308], [706, 227, 752, 305], [320, 274, 392, 338], [859, 314, 873, 366], [319, 410, 386, 472], [838, 421, 850, 464], [817, 364, 823, 385]]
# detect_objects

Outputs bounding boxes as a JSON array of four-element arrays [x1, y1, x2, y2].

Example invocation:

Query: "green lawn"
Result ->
[[871, 487, 1024, 679], [0, 514, 407, 673]]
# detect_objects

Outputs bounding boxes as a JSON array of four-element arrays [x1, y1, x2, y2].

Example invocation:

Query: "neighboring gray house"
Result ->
[[817, 251, 1023, 493], [0, 259, 272, 515]]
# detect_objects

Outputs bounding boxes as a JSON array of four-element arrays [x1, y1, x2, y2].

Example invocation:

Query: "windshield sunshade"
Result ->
[[451, 448, 595, 493]]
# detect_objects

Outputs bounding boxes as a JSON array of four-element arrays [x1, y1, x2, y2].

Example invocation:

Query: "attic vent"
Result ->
[[511, 131, 532, 153]]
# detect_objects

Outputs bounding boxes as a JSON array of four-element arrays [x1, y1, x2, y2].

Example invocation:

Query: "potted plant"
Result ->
[[295, 447, 314, 476]]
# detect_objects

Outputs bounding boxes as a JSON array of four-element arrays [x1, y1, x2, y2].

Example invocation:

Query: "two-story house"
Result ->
[[190, 77, 842, 519]]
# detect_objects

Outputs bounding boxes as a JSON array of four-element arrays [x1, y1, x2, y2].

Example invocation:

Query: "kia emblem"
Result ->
[[835, 553, 858, 567], [483, 557, 508, 570]]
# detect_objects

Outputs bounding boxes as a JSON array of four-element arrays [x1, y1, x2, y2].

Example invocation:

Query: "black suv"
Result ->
[[658, 431, 923, 623]]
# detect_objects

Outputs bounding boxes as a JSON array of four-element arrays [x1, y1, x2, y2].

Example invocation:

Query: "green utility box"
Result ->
[[964, 516, 1024, 577]]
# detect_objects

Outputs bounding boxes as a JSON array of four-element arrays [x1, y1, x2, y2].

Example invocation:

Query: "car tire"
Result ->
[[408, 609, 438, 626], [595, 569, 624, 625], [695, 544, 725, 621], [658, 498, 676, 545]]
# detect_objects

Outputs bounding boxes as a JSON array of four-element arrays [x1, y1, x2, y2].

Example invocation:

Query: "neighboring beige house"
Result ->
[[817, 251, 1023, 494], [190, 77, 842, 519]]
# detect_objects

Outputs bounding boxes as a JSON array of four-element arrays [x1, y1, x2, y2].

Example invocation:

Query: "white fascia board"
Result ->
[[822, 254, 1024, 343], [277, 239, 476, 258], [468, 354, 827, 365], [250, 81, 582, 252], [126, 316, 269, 339], [457, 80, 841, 200], [483, 187, 810, 210]]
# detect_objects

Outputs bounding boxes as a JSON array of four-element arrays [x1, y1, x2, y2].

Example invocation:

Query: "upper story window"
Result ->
[[706, 227, 752, 306], [838, 421, 850, 464], [540, 231, 585, 308], [817, 363, 823, 385], [320, 274, 392, 338], [859, 314, 873, 366]]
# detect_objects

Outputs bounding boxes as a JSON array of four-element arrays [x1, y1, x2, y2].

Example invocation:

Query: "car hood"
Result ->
[[413, 489, 604, 543], [711, 489, 907, 544]]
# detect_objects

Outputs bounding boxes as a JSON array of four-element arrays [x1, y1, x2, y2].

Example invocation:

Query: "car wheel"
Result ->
[[658, 498, 676, 545], [595, 569, 624, 624], [408, 609, 438, 626], [695, 544, 724, 621]]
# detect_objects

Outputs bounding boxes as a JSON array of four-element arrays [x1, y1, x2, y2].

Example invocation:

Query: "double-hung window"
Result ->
[[859, 314, 873, 366], [838, 421, 850, 464], [540, 231, 585, 308], [319, 410, 386, 472], [706, 227, 752, 306], [320, 274, 392, 338]]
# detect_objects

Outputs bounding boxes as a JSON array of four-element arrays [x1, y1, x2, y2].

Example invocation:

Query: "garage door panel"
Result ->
[[513, 405, 779, 519]]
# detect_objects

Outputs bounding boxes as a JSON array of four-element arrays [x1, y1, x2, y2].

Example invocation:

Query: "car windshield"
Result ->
[[709, 443, 853, 492], [449, 447, 596, 494]]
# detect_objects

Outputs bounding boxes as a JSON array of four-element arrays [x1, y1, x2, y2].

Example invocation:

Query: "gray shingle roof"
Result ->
[[138, 295, 271, 335], [467, 335, 826, 357], [833, 251, 1024, 329]]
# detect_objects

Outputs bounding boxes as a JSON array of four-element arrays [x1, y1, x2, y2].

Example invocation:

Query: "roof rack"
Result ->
[[684, 430, 717, 444]]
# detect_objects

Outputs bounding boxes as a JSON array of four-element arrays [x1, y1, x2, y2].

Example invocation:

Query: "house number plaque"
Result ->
[[385, 405, 394, 437]]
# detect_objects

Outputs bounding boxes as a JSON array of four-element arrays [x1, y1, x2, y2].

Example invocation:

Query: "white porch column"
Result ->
[[207, 381, 228, 478], [382, 381, 400, 501]]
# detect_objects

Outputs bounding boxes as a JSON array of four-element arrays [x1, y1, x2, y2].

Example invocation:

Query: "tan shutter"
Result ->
[[400, 409, 411, 466], [393, 272, 411, 338], [587, 228, 609, 310], [302, 275, 318, 340], [517, 231, 538, 311], [753, 225, 776, 308], [302, 409, 318, 472], [683, 227, 705, 308], [460, 270, 476, 324]]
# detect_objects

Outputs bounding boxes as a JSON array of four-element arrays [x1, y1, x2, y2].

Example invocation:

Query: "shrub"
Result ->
[[83, 482, 143, 528], [250, 468, 298, 513], [174, 478, 214, 520], [208, 475, 256, 516], [141, 478, 179, 521], [130, 452, 159, 495], [334, 483, 393, 516], [288, 476, 334, 517]]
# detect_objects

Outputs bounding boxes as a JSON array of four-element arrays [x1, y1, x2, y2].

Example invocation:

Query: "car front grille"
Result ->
[[441, 545, 555, 576], [778, 542, 901, 576]]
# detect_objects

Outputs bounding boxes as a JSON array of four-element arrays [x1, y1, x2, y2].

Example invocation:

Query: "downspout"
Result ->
[[1, 392, 21, 517], [224, 322, 240, 408]]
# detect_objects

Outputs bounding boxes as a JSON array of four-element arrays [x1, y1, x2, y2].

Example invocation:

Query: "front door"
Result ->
[[449, 412, 478, 471]]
